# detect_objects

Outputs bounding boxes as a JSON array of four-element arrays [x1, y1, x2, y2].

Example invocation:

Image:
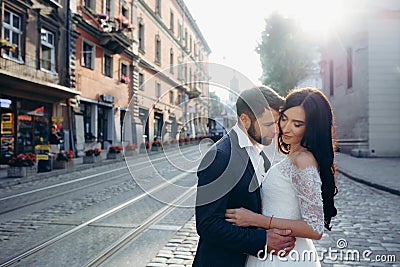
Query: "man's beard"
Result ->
[[247, 122, 272, 146]]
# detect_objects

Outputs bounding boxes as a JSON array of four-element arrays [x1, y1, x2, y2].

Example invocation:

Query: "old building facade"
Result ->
[[320, 0, 400, 157], [134, 0, 210, 146], [69, 0, 138, 153], [0, 0, 79, 163], [0, 0, 210, 164]]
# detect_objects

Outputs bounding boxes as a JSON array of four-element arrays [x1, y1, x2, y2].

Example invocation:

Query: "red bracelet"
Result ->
[[268, 215, 274, 228]]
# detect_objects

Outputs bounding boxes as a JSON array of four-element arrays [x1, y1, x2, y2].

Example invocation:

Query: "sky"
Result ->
[[184, 0, 350, 98]]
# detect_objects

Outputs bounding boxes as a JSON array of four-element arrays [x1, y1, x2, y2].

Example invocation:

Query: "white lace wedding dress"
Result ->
[[246, 156, 324, 267]]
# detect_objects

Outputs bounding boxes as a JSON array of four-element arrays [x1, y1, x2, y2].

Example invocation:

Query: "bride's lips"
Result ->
[[283, 135, 292, 140]]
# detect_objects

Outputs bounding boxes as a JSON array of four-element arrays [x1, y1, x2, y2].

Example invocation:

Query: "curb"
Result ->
[[338, 169, 400, 196]]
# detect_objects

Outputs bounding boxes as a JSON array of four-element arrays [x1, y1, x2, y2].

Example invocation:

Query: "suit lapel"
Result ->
[[228, 130, 261, 208]]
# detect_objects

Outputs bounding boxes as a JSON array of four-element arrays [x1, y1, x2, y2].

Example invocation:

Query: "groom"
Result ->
[[194, 86, 294, 267]]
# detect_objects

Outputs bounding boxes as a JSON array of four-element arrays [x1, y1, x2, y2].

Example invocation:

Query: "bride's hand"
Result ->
[[225, 207, 257, 227]]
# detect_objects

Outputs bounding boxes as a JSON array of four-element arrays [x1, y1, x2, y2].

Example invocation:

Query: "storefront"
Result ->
[[0, 97, 52, 163], [0, 70, 80, 164], [76, 98, 115, 150]]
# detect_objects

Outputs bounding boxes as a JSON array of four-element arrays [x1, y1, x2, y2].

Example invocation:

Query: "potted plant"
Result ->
[[169, 138, 178, 148], [120, 74, 129, 83], [124, 143, 137, 157], [7, 153, 37, 178], [139, 141, 150, 153], [1, 38, 18, 53], [107, 145, 123, 160], [151, 139, 163, 151], [54, 150, 74, 169], [162, 140, 170, 149], [83, 148, 102, 164]]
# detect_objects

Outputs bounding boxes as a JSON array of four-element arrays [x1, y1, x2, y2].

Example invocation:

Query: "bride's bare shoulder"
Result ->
[[292, 150, 317, 170]]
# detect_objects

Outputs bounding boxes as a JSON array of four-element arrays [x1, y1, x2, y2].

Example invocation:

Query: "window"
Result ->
[[178, 21, 182, 41], [84, 0, 95, 10], [189, 68, 192, 89], [184, 63, 187, 84], [156, 0, 161, 17], [138, 20, 145, 51], [184, 28, 188, 48], [347, 47, 353, 89], [3, 9, 22, 60], [155, 35, 161, 65], [82, 40, 95, 69], [139, 73, 144, 90], [178, 56, 183, 81], [329, 60, 334, 96], [80, 103, 93, 141], [41, 28, 56, 72], [105, 0, 112, 17], [169, 48, 174, 73], [103, 53, 113, 77], [189, 36, 192, 53], [122, 5, 129, 19], [120, 62, 128, 83], [156, 82, 161, 98], [170, 11, 174, 32], [169, 91, 174, 104]]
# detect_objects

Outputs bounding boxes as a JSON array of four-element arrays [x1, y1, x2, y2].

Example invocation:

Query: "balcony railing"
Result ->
[[96, 15, 135, 54], [0, 54, 68, 86]]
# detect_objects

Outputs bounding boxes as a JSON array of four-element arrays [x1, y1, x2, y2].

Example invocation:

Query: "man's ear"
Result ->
[[239, 113, 251, 130]]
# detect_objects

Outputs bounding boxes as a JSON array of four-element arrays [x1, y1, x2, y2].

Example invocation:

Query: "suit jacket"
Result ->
[[194, 130, 270, 267]]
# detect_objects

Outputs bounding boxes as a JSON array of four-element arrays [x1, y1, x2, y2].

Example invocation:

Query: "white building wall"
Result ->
[[368, 15, 400, 156]]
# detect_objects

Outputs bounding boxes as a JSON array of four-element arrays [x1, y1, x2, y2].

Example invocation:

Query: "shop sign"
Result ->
[[1, 113, 13, 134], [35, 145, 50, 160], [100, 94, 114, 103], [0, 98, 12, 108], [51, 116, 64, 123]]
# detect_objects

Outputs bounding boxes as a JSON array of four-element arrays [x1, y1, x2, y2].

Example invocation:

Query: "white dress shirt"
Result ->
[[232, 124, 267, 185]]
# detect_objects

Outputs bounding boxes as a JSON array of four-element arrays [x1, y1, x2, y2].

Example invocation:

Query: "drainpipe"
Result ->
[[65, 0, 71, 88]]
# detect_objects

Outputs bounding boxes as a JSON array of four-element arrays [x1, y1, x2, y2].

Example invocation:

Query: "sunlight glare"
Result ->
[[272, 0, 347, 34]]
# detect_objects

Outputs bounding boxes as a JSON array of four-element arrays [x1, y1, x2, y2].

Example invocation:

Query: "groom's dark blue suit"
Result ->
[[194, 129, 270, 267]]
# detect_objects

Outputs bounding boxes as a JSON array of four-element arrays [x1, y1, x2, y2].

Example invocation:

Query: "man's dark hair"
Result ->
[[236, 87, 270, 120], [257, 85, 285, 111]]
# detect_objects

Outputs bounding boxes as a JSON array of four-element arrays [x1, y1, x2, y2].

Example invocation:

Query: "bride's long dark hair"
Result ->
[[278, 88, 338, 230]]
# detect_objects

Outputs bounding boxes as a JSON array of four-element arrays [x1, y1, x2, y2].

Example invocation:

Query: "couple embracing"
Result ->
[[194, 86, 338, 267]]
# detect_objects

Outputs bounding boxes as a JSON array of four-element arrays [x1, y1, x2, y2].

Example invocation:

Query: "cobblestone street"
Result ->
[[147, 174, 400, 266]]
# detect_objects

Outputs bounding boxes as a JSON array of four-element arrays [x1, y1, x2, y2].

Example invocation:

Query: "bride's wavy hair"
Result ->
[[277, 87, 338, 230]]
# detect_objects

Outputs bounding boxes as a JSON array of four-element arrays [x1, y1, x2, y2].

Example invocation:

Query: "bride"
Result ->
[[225, 88, 338, 266]]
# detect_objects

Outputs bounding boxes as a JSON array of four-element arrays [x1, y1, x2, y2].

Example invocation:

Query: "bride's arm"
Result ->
[[225, 155, 324, 240], [225, 209, 322, 240]]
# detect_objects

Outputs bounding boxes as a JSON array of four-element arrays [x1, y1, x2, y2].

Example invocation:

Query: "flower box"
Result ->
[[124, 150, 136, 157], [139, 141, 150, 153], [7, 166, 36, 178], [53, 160, 74, 169], [124, 144, 137, 157], [106, 153, 123, 160], [83, 155, 101, 164]]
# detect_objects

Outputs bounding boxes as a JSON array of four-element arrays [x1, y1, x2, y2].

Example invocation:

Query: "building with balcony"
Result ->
[[69, 0, 139, 152], [134, 0, 211, 146], [0, 0, 79, 163], [319, 0, 400, 157]]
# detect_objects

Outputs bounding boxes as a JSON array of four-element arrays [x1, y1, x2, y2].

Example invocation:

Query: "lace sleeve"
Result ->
[[290, 166, 324, 234]]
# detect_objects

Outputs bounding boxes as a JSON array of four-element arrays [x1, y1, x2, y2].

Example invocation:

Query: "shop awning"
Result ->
[[0, 70, 80, 103]]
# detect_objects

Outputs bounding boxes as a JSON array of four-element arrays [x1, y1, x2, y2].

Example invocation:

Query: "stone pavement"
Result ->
[[146, 152, 400, 267]]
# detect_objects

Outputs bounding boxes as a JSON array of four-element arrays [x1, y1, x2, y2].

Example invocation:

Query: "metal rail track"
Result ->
[[0, 169, 195, 267], [85, 186, 196, 266]]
